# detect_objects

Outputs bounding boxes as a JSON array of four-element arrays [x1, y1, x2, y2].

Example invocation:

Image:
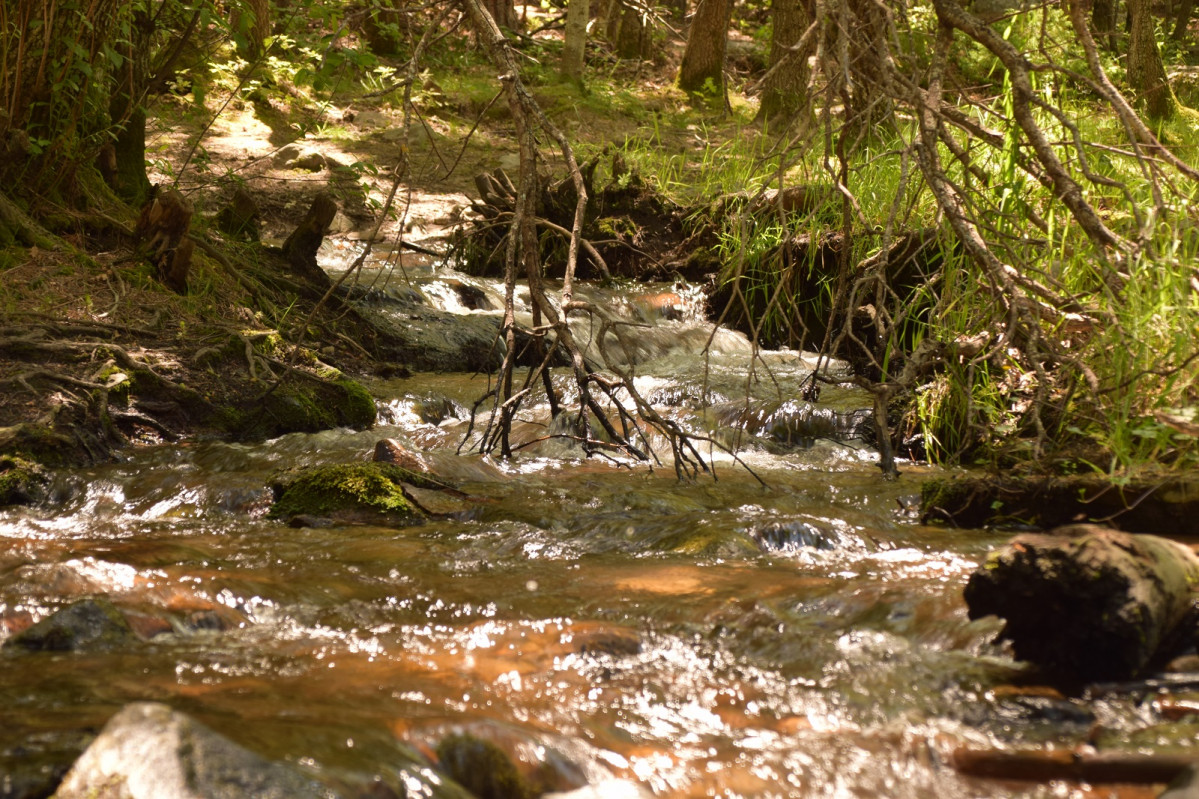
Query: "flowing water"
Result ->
[[1, 249, 1192, 798]]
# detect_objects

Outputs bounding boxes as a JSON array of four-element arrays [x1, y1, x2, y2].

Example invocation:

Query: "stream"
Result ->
[[1, 247, 1194, 798]]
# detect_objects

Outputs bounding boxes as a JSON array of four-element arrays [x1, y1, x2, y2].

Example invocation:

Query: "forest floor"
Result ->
[[0, 24, 757, 478]]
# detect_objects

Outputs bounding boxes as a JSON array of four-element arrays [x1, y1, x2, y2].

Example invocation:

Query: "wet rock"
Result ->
[[184, 610, 226, 632], [1166, 654, 1199, 673], [5, 598, 137, 652], [232, 376, 376, 441], [0, 454, 50, 507], [435, 733, 534, 799], [54, 702, 332, 799], [373, 439, 432, 472], [371, 307, 505, 373], [407, 395, 461, 426], [710, 400, 871, 449], [752, 520, 839, 553], [124, 610, 173, 640], [398, 483, 475, 517], [270, 462, 469, 525], [0, 728, 94, 799], [651, 527, 760, 558]]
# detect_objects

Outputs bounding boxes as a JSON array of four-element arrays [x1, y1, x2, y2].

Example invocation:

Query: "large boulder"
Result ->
[[54, 702, 332, 799]]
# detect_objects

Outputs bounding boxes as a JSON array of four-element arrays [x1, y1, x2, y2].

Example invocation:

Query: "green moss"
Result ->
[[435, 733, 533, 799], [0, 455, 50, 507], [334, 378, 376, 427], [0, 246, 24, 269], [236, 377, 376, 440], [594, 216, 638, 238], [653, 528, 760, 557], [0, 423, 79, 468], [270, 462, 440, 521]]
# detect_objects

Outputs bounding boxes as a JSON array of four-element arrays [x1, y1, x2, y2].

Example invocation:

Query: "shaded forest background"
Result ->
[[3, 0, 1199, 480]]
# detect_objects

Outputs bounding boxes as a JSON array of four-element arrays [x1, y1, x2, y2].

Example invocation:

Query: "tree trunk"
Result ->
[[606, 0, 652, 60], [234, 0, 272, 59], [755, 0, 814, 122], [1173, 0, 1195, 38], [485, 0, 519, 31], [1128, 0, 1179, 118], [677, 0, 731, 100], [560, 0, 590, 83], [1092, 0, 1120, 50], [964, 525, 1199, 686]]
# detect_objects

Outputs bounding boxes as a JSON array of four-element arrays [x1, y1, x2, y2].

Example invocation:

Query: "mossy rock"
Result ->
[[5, 598, 138, 652], [0, 454, 50, 507], [0, 422, 87, 468], [652, 527, 761, 558], [233, 376, 376, 440], [270, 462, 449, 524], [435, 733, 533, 799]]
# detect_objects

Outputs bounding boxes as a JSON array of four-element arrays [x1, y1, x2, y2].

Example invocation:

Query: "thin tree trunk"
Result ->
[[485, 0, 519, 31], [1128, 0, 1178, 118], [1092, 0, 1120, 50], [755, 0, 814, 122], [677, 0, 731, 100], [560, 0, 589, 83], [1173, 0, 1194, 38]]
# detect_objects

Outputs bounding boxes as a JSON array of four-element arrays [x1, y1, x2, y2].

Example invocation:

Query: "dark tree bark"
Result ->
[[1128, 0, 1179, 118], [282, 193, 337, 285], [755, 0, 814, 122], [606, 0, 652, 60], [560, 0, 590, 83], [1092, 0, 1120, 50], [1173, 0, 1194, 39], [484, 0, 519, 31], [964, 525, 1199, 685], [677, 0, 731, 100], [234, 0, 272, 60]]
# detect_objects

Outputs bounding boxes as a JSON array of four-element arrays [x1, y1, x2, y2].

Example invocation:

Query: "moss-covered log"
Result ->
[[921, 473, 1199, 533], [964, 525, 1199, 685]]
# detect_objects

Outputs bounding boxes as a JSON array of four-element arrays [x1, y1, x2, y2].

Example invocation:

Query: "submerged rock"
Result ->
[[435, 733, 534, 799], [373, 438, 433, 473], [54, 702, 331, 799], [752, 520, 841, 553], [710, 400, 871, 449], [5, 598, 137, 652]]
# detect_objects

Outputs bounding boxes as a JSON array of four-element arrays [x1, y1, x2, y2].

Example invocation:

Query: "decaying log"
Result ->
[[964, 525, 1199, 685], [953, 746, 1196, 785], [216, 186, 261, 241], [282, 192, 336, 285], [134, 187, 194, 294]]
